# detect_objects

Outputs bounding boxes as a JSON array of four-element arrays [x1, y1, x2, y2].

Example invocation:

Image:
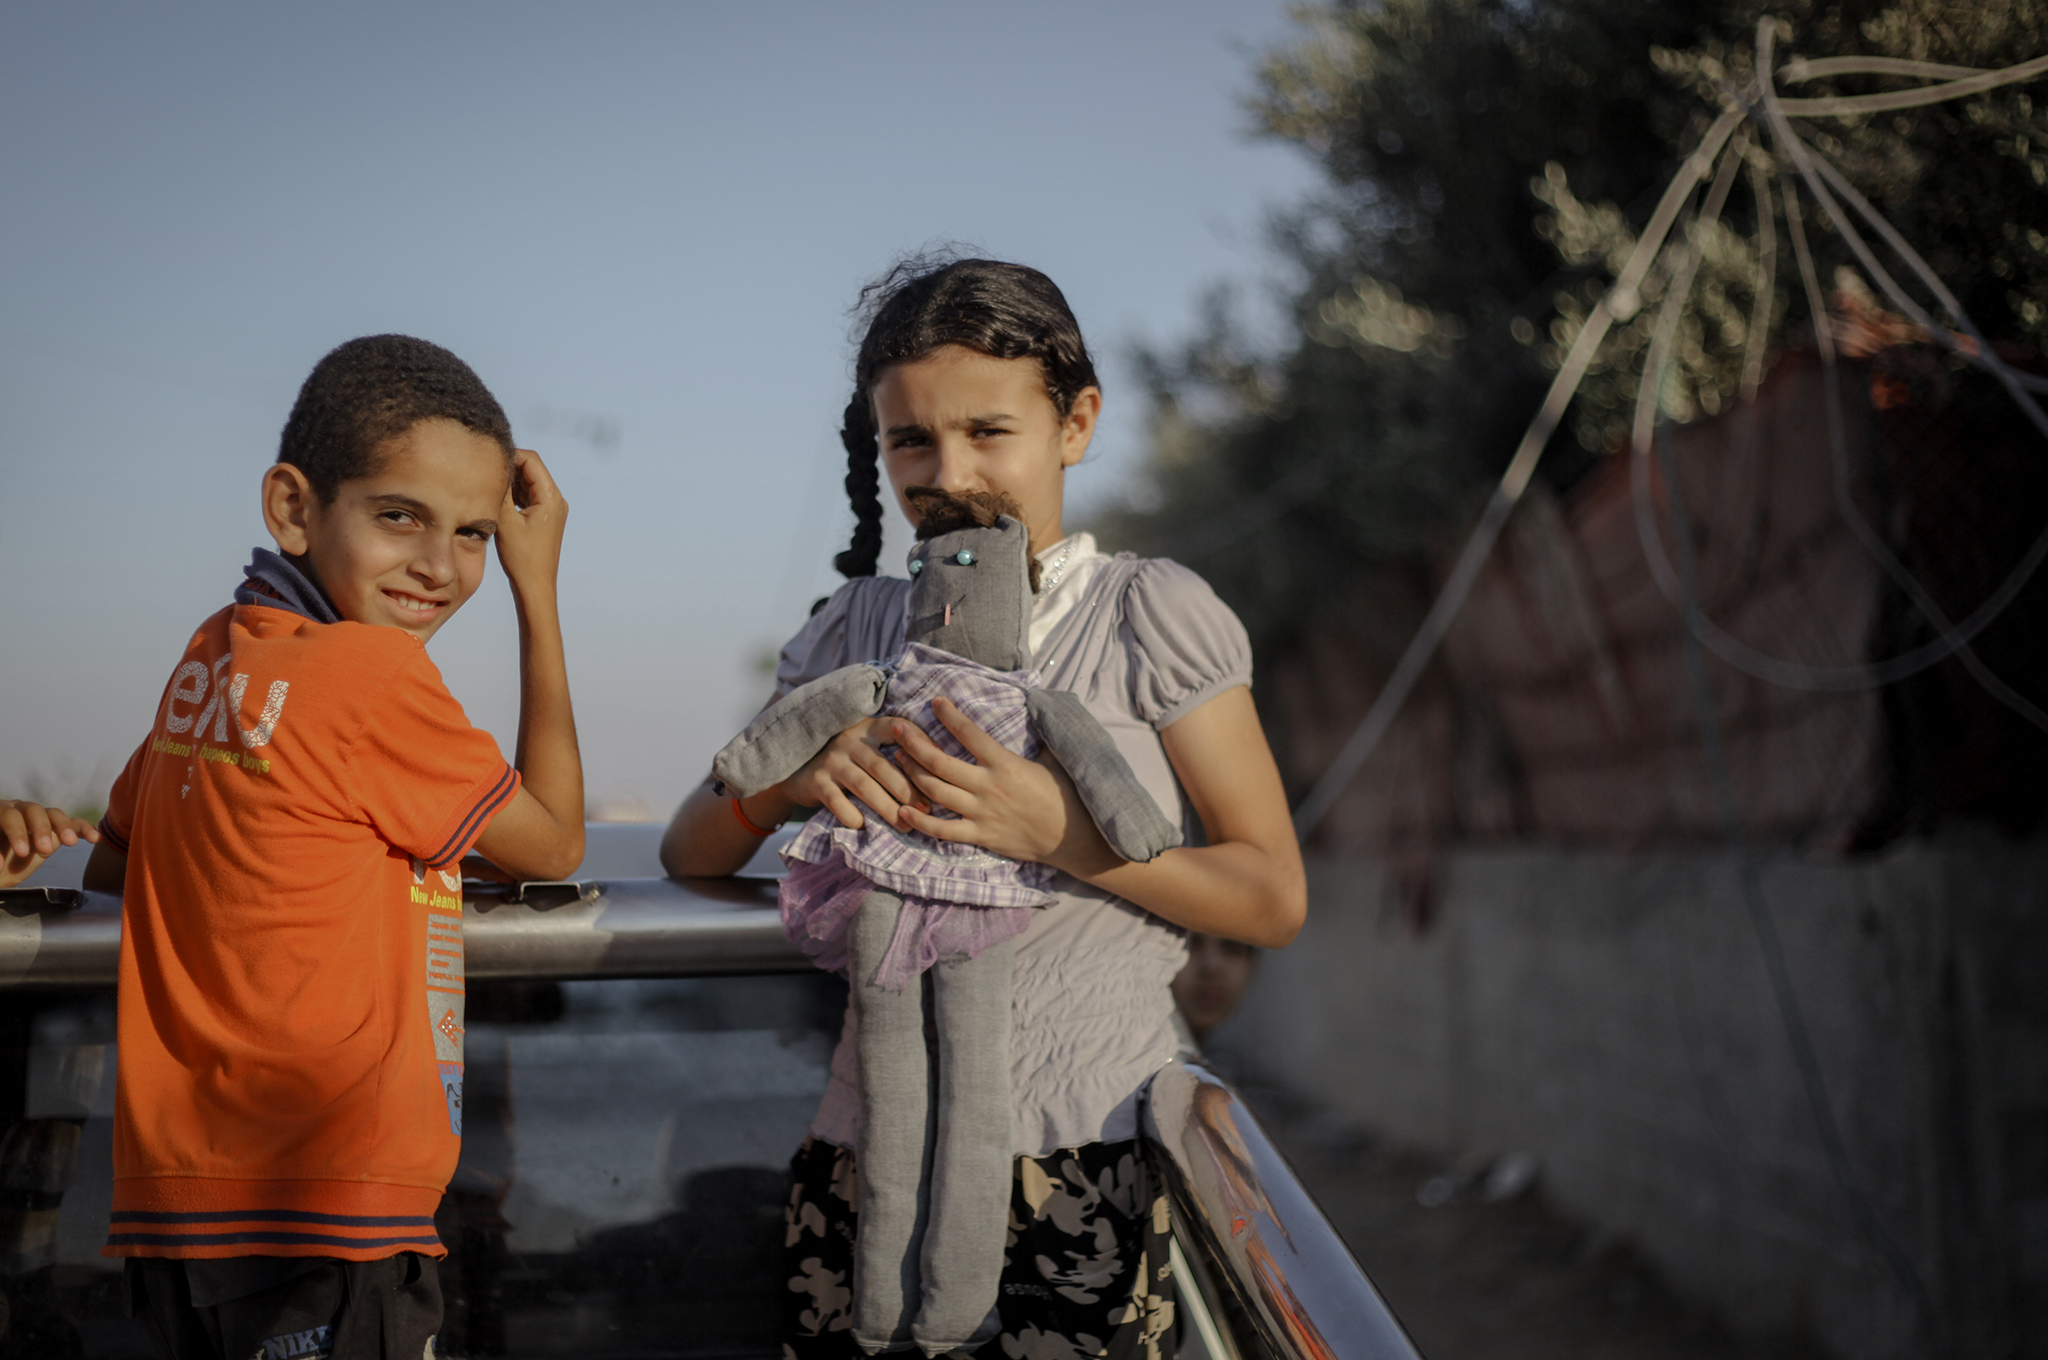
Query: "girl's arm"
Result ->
[[889, 687, 1306, 949], [661, 781, 789, 877], [660, 716, 925, 878]]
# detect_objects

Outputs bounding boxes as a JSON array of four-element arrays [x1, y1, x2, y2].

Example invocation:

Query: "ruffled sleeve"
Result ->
[[1121, 559, 1253, 728], [773, 577, 911, 700]]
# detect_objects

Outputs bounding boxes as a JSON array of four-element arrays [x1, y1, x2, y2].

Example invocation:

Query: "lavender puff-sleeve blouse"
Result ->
[[773, 536, 1252, 1158]]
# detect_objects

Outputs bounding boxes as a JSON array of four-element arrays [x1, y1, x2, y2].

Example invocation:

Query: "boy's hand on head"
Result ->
[[494, 448, 568, 601], [0, 801, 100, 890], [480, 444, 585, 881]]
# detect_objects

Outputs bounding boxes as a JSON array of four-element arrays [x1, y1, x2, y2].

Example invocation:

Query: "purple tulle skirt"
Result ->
[[780, 853, 1035, 992]]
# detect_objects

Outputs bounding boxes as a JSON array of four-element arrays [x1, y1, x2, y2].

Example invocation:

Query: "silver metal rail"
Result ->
[[0, 875, 809, 988], [1146, 1061, 1423, 1360]]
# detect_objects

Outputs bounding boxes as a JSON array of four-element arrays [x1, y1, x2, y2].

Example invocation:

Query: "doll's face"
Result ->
[[905, 516, 1033, 670], [872, 346, 1100, 556]]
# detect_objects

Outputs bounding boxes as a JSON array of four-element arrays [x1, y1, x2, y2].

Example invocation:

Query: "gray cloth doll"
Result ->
[[711, 493, 1180, 1355]]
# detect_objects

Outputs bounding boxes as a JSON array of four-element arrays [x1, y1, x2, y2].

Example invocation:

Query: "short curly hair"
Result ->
[[278, 335, 514, 502]]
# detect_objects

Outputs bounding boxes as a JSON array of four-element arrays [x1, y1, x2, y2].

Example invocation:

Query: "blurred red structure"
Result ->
[[1270, 341, 2048, 915]]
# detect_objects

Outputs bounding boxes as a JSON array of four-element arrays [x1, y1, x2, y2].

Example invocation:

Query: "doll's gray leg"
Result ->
[[911, 937, 1015, 1356], [850, 891, 932, 1354]]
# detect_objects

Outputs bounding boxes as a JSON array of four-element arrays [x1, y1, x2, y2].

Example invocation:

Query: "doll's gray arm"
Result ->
[[1026, 689, 1183, 864], [711, 664, 890, 799]]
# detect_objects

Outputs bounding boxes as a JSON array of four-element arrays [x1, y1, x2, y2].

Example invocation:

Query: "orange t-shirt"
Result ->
[[99, 601, 518, 1260]]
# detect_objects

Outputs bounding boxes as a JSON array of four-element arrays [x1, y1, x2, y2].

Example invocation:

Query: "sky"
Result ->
[[0, 2, 1321, 820]]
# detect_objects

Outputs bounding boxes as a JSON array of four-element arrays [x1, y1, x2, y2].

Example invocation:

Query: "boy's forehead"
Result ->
[[354, 422, 510, 509]]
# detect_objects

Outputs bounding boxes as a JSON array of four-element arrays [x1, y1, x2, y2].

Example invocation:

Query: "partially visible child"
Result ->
[[80, 335, 585, 1360], [1172, 932, 1260, 1046], [0, 802, 99, 888]]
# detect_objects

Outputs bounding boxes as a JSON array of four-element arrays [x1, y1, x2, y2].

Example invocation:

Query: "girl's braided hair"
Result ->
[[834, 254, 1099, 578], [279, 334, 514, 503]]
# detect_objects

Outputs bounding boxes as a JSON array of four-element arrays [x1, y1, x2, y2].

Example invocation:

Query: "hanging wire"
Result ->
[[1622, 93, 2048, 713], [1295, 37, 2048, 837], [1760, 21, 2047, 730], [1738, 145, 1777, 403], [1774, 52, 2048, 116], [1288, 106, 1747, 838]]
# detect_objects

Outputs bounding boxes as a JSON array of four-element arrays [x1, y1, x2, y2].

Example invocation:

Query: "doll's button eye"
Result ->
[[954, 550, 976, 565], [909, 559, 924, 575]]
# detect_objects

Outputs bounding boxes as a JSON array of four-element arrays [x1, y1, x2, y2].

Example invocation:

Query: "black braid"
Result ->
[[833, 393, 885, 578], [831, 251, 1099, 578]]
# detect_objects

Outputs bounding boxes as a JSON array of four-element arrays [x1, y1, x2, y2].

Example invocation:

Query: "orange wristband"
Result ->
[[731, 797, 776, 838]]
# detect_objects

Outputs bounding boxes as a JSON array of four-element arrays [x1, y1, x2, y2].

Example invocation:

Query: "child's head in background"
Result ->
[[261, 335, 515, 641], [1173, 933, 1258, 1044], [833, 256, 1102, 576]]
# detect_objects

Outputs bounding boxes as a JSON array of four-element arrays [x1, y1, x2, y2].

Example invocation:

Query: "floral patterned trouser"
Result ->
[[783, 1135, 1178, 1360]]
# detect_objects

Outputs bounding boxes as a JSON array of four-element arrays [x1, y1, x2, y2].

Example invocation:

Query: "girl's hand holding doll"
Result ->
[[769, 716, 925, 833], [664, 714, 933, 875], [887, 700, 1112, 874]]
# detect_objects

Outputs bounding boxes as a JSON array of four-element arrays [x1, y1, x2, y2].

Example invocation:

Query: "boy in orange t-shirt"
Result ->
[[79, 334, 586, 1360]]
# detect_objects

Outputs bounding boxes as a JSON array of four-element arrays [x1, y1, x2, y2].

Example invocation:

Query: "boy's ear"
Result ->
[[1059, 387, 1102, 469], [260, 464, 318, 556]]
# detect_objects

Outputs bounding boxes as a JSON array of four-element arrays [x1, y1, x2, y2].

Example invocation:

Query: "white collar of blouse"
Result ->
[[1029, 532, 1105, 657]]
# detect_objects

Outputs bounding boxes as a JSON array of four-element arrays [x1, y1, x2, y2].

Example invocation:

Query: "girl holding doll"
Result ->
[[663, 256, 1304, 1360]]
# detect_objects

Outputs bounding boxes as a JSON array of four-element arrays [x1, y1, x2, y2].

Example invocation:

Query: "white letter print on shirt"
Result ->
[[227, 672, 290, 747], [163, 661, 209, 734], [184, 655, 237, 743], [165, 652, 289, 748]]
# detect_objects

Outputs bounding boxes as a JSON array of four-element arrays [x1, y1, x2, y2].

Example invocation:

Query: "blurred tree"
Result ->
[[1103, 0, 2048, 660]]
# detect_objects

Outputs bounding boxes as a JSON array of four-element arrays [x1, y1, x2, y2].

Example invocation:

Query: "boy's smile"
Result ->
[[263, 418, 511, 641]]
